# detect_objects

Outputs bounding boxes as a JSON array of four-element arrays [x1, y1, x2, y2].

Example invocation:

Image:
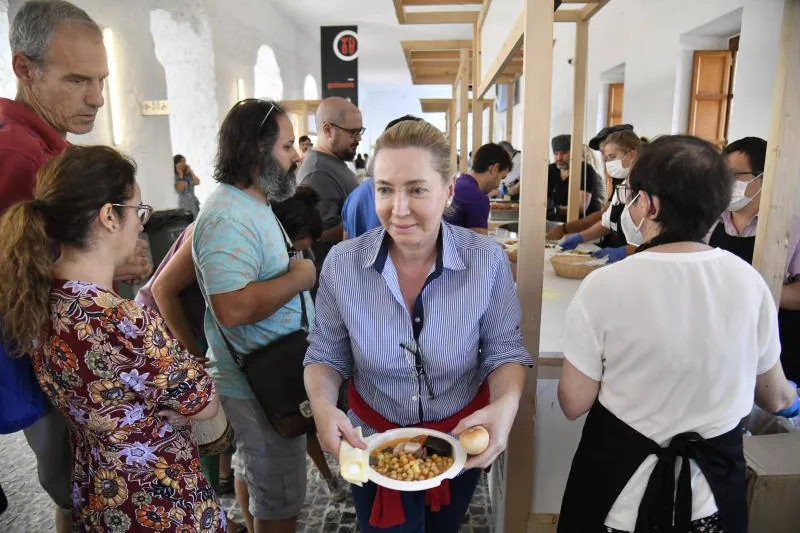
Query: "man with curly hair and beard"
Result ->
[[192, 99, 317, 533]]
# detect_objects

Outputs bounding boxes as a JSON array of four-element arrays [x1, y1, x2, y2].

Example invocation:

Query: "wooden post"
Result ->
[[510, 0, 554, 531], [488, 100, 495, 142], [753, 0, 800, 304], [459, 48, 470, 173], [505, 82, 515, 142], [299, 102, 309, 139], [450, 96, 458, 176], [566, 20, 588, 222], [473, 23, 484, 155]]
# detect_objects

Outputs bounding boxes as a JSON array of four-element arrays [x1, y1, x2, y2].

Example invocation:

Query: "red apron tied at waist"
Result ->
[[347, 380, 490, 529]]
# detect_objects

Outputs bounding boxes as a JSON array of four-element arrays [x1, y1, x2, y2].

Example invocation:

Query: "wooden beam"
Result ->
[[477, 10, 524, 98], [280, 99, 321, 113], [403, 0, 481, 4], [410, 50, 461, 60], [505, 82, 514, 141], [404, 11, 479, 24], [299, 103, 308, 139], [566, 20, 588, 223], [401, 39, 472, 51], [753, 0, 800, 304], [420, 98, 452, 113], [477, 0, 493, 30], [411, 66, 461, 77], [509, 0, 554, 531], [488, 98, 495, 142], [581, 0, 611, 21], [414, 75, 459, 84], [458, 48, 470, 174], [497, 74, 520, 84], [450, 96, 458, 175], [393, 0, 406, 23], [554, 10, 582, 22], [472, 22, 484, 153]]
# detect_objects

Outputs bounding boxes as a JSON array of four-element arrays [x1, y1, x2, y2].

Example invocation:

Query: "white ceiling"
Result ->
[[270, 0, 473, 86]]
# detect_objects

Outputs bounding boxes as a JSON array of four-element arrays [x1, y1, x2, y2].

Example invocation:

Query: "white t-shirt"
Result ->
[[562, 248, 781, 531]]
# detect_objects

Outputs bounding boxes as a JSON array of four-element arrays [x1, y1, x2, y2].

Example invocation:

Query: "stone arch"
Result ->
[[254, 44, 283, 101]]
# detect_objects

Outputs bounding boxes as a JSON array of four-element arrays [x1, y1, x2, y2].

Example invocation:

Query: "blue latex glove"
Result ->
[[559, 233, 584, 251], [775, 381, 800, 418], [592, 246, 628, 264]]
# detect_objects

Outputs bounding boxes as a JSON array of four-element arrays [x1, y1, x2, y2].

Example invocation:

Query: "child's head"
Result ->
[[272, 186, 323, 252]]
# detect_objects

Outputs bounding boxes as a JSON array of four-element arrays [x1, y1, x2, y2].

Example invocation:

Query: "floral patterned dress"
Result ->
[[31, 280, 225, 532]]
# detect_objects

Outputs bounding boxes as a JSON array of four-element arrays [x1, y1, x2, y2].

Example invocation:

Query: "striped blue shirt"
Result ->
[[304, 222, 532, 435]]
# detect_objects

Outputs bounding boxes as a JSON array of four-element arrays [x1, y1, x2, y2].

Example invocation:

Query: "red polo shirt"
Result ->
[[0, 98, 68, 215]]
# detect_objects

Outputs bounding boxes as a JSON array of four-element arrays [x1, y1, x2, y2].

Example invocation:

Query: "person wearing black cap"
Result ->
[[558, 130, 644, 264], [588, 123, 635, 151], [546, 134, 603, 222], [546, 125, 636, 241]]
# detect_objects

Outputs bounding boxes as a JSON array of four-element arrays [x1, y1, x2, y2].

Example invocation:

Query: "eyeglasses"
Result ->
[[258, 103, 277, 134], [616, 183, 634, 203], [400, 342, 435, 400], [111, 203, 153, 225], [733, 171, 762, 180], [328, 122, 365, 138]]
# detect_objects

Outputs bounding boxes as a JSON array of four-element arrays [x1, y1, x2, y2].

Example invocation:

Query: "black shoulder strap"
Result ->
[[209, 218, 309, 369], [276, 220, 309, 331]]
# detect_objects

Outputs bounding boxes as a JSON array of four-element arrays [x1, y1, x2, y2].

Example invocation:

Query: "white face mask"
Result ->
[[605, 158, 630, 180], [621, 191, 646, 246], [727, 174, 762, 212]]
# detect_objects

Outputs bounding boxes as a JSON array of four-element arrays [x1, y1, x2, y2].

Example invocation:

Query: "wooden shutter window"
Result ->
[[607, 83, 624, 127], [687, 50, 733, 147]]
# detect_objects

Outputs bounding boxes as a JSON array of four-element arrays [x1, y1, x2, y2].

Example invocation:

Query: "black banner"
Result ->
[[321, 26, 358, 105]]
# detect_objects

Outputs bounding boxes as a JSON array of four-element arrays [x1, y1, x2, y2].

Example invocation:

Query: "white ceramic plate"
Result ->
[[342, 428, 467, 491]]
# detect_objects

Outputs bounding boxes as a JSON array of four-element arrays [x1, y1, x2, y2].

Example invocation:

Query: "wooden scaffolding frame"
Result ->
[[394, 0, 799, 531]]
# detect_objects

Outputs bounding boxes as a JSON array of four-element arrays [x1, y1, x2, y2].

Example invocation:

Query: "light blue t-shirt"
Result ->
[[192, 184, 314, 399]]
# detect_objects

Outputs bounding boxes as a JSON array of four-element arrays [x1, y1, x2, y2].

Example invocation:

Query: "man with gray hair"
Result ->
[[0, 2, 148, 530], [297, 96, 363, 274]]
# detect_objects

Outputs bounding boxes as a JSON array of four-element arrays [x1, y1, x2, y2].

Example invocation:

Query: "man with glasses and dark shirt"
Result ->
[[298, 97, 363, 275]]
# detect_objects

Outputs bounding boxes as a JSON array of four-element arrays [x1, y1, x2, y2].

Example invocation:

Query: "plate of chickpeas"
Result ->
[[354, 428, 467, 491]]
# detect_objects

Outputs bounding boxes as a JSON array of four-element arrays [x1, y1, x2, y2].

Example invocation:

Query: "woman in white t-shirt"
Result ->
[[556, 135, 800, 533]]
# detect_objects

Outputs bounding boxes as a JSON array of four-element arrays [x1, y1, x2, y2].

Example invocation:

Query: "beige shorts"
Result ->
[[221, 396, 307, 520]]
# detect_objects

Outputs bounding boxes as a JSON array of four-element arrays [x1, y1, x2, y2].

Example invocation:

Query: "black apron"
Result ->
[[600, 180, 628, 248], [709, 222, 800, 382], [708, 223, 755, 264], [558, 401, 747, 533]]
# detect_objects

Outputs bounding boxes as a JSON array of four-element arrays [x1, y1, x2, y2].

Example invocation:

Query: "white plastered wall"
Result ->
[[0, 0, 15, 99], [549, 0, 783, 143], [150, 2, 218, 204]]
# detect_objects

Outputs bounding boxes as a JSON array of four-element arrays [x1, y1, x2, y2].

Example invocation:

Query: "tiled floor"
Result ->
[[0, 430, 493, 532]]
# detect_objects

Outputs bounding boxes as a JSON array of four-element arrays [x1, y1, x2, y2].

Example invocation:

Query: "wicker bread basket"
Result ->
[[550, 253, 605, 279]]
